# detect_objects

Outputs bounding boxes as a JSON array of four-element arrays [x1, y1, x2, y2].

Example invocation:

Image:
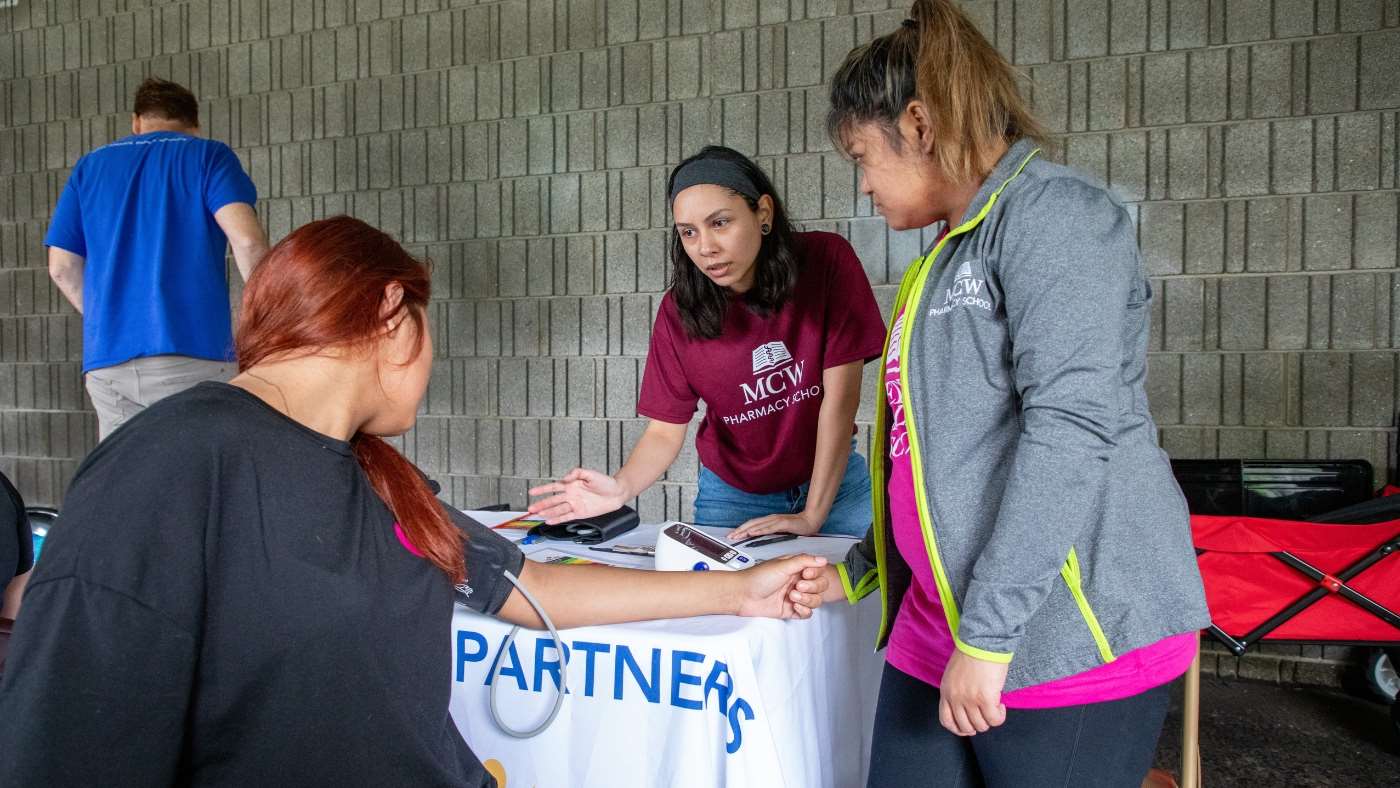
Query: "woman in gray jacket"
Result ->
[[820, 2, 1210, 785]]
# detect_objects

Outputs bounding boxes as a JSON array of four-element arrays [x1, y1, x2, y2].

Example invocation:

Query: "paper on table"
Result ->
[[460, 509, 541, 542], [523, 547, 605, 566], [463, 512, 859, 568], [551, 528, 855, 571], [520, 540, 652, 569], [462, 510, 525, 528]]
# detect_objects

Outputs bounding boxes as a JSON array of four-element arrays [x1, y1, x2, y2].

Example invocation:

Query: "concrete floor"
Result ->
[[1153, 676, 1398, 787]]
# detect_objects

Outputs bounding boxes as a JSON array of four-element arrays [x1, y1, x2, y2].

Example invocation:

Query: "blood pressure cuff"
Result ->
[[527, 505, 639, 545], [448, 507, 526, 616]]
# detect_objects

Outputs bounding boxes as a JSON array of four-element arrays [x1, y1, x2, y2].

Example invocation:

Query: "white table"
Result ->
[[449, 515, 885, 788]]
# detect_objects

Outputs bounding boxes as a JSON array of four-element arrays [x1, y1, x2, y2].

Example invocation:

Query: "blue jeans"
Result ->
[[692, 444, 873, 537]]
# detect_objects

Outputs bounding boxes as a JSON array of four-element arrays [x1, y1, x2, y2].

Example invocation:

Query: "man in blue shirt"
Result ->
[[46, 78, 269, 439]]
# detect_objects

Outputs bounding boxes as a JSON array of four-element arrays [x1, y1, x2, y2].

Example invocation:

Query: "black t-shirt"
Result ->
[[0, 383, 524, 787]]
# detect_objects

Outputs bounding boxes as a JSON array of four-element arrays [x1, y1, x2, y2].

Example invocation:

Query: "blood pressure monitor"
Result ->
[[654, 522, 756, 571]]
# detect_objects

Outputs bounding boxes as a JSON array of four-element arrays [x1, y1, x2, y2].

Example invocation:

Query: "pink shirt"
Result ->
[[882, 308, 1196, 707]]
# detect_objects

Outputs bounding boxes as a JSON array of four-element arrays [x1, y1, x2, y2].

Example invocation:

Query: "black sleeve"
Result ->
[[447, 508, 526, 616], [0, 577, 196, 785], [1, 471, 32, 589]]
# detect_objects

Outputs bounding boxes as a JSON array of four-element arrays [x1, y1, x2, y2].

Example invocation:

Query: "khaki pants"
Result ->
[[85, 355, 235, 439]]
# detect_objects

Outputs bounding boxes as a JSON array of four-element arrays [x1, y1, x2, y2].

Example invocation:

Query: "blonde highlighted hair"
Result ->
[[827, 0, 1049, 184]]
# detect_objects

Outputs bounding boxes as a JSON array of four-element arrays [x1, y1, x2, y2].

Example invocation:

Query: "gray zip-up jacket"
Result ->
[[839, 138, 1210, 690]]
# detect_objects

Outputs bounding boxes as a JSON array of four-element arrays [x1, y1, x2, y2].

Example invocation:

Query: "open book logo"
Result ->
[[751, 341, 794, 375], [930, 258, 991, 316]]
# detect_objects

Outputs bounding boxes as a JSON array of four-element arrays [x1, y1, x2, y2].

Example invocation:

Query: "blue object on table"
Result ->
[[26, 508, 58, 567]]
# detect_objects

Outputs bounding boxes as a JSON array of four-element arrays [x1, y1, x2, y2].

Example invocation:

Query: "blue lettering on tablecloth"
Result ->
[[615, 644, 660, 702], [456, 629, 754, 754]]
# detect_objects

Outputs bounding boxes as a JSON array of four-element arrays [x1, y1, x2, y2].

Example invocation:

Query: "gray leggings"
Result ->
[[868, 663, 1170, 788]]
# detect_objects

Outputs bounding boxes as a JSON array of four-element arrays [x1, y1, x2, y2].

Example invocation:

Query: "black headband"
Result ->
[[667, 158, 762, 205]]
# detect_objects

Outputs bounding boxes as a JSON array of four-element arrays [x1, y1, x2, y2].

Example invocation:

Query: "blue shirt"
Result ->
[[44, 131, 257, 372]]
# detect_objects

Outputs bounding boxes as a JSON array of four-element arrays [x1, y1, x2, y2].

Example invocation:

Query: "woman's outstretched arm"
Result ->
[[527, 419, 688, 525], [494, 554, 830, 629]]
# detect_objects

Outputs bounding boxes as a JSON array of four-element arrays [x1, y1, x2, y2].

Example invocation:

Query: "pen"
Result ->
[[736, 533, 798, 549], [588, 545, 655, 556]]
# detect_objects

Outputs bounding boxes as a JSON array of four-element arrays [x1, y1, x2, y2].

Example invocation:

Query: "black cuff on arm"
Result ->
[[448, 508, 527, 616]]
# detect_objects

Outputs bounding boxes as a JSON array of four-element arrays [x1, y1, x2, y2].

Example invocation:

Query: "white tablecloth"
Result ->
[[449, 516, 885, 788]]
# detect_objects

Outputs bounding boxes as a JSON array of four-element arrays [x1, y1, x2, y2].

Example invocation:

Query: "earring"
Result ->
[[761, 223, 771, 235]]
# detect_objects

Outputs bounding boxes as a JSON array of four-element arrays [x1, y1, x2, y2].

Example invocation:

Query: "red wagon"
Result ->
[[1192, 513, 1400, 654], [1169, 504, 1400, 787]]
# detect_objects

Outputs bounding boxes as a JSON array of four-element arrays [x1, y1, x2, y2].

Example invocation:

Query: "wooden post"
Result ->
[[1180, 632, 1202, 788]]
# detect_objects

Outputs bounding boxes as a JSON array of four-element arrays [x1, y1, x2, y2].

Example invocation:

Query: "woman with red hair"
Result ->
[[0, 216, 830, 787]]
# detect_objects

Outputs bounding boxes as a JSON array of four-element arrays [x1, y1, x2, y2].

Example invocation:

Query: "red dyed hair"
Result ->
[[236, 216, 464, 583]]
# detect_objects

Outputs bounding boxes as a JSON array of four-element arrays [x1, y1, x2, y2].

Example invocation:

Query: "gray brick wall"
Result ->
[[1, 0, 1396, 686]]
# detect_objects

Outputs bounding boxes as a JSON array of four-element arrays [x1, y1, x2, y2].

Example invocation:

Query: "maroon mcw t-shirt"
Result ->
[[637, 231, 886, 494]]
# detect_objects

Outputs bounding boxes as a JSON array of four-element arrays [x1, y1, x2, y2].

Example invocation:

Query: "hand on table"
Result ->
[[938, 649, 1010, 736], [733, 555, 830, 620], [727, 511, 821, 542], [527, 468, 627, 524]]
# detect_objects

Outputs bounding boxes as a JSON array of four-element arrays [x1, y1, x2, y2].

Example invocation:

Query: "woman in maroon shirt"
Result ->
[[530, 146, 886, 539]]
